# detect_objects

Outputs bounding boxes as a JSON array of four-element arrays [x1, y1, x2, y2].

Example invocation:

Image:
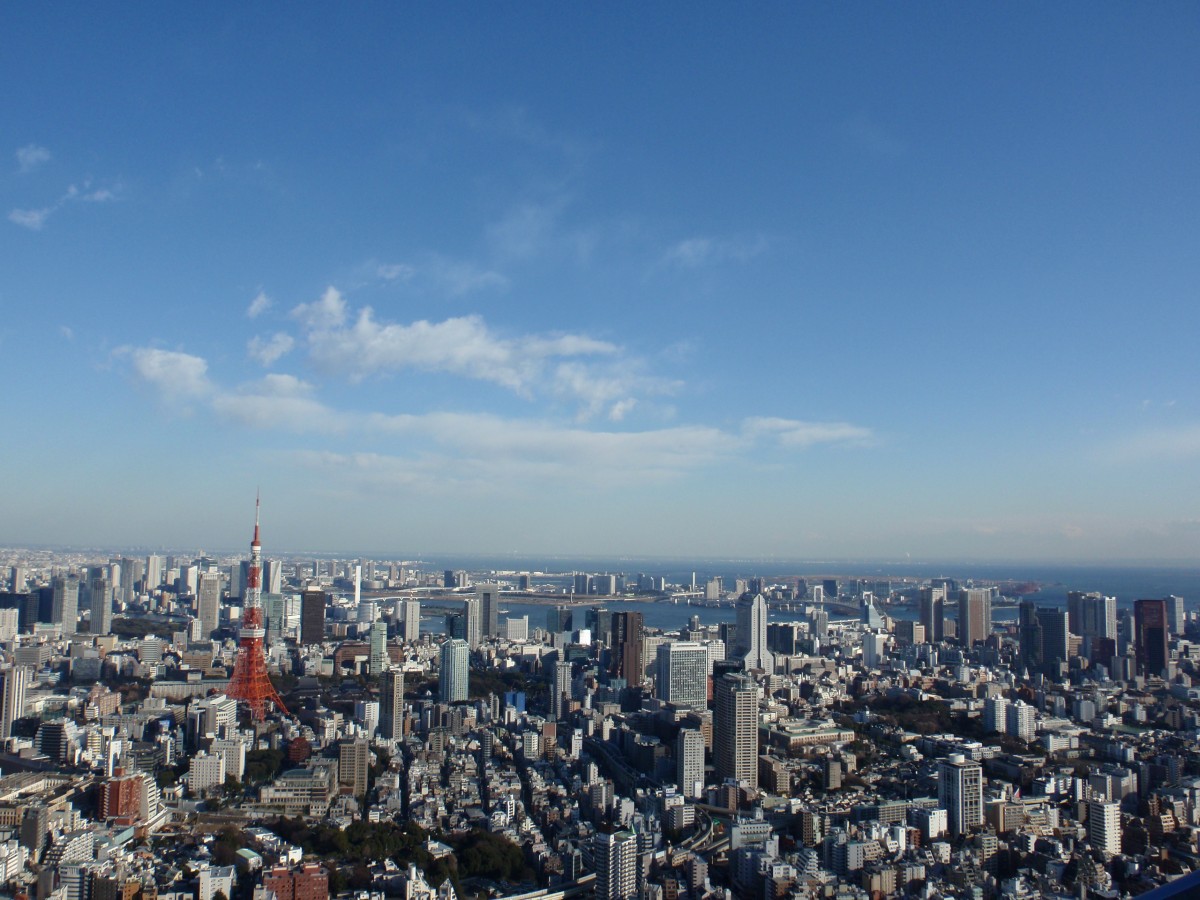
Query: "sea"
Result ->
[[416, 558, 1200, 636]]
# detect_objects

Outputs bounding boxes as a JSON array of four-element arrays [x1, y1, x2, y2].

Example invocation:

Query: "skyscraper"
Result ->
[[656, 641, 708, 708], [51, 575, 79, 635], [714, 672, 758, 789], [368, 621, 388, 676], [676, 728, 704, 799], [478, 584, 499, 639], [610, 611, 643, 684], [378, 669, 405, 740], [735, 594, 774, 672], [1165, 595, 1186, 635], [197, 573, 221, 638], [938, 754, 983, 836], [1039, 609, 1070, 672], [1135, 598, 1170, 678], [89, 576, 112, 635], [1088, 799, 1121, 857], [401, 599, 421, 642], [300, 589, 325, 646], [552, 659, 572, 720], [593, 830, 637, 900], [957, 588, 992, 647], [1068, 591, 1117, 655], [463, 595, 481, 649], [919, 587, 945, 643], [439, 639, 470, 703], [0, 666, 28, 739], [1017, 600, 1042, 671]]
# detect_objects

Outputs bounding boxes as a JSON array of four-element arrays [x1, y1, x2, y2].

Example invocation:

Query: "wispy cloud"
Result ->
[[375, 256, 507, 296], [247, 332, 295, 366], [838, 114, 906, 157], [246, 291, 273, 318], [660, 235, 769, 269], [16, 144, 50, 174], [9, 208, 54, 231], [8, 178, 120, 230], [120, 340, 875, 493], [289, 287, 659, 419], [1104, 424, 1200, 463], [742, 416, 874, 449]]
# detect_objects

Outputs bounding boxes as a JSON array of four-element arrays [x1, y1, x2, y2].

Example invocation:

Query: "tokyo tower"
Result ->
[[225, 496, 289, 721]]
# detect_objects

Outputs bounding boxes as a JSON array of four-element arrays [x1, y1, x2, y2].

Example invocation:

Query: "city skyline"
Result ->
[[4, 7, 1199, 562]]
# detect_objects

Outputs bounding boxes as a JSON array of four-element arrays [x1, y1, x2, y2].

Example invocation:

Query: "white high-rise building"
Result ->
[[983, 697, 1010, 734], [463, 595, 481, 649], [439, 639, 470, 703], [1088, 798, 1121, 856], [401, 599, 421, 642], [938, 754, 983, 836], [0, 667, 28, 739], [714, 672, 758, 789], [0, 609, 16, 643], [52, 576, 79, 635], [505, 616, 528, 641], [676, 728, 704, 799], [1006, 700, 1036, 742], [593, 830, 637, 900], [146, 555, 164, 591], [355, 700, 380, 737], [656, 641, 708, 708], [735, 594, 774, 672]]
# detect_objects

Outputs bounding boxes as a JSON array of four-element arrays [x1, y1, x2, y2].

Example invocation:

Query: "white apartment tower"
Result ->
[[938, 754, 983, 836]]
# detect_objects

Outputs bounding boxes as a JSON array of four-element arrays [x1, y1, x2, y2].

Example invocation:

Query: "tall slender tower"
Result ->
[[226, 497, 289, 721]]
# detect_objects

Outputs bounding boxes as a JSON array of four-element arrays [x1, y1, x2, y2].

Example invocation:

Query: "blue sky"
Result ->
[[3, 4, 1198, 561]]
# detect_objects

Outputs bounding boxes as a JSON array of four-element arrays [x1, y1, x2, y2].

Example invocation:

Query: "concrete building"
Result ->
[[439, 639, 469, 703], [714, 672, 758, 789]]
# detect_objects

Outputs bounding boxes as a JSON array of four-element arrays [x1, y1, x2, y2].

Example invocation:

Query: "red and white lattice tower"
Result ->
[[225, 495, 288, 721]]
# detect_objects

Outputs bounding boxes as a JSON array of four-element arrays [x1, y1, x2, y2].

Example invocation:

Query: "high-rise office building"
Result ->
[[593, 830, 637, 900], [657, 641, 708, 708], [1088, 799, 1121, 857], [1165, 595, 1186, 635], [401, 599, 421, 642], [89, 576, 112, 635], [610, 611, 643, 683], [338, 738, 370, 798], [197, 573, 221, 638], [1068, 591, 1117, 656], [957, 588, 992, 647], [938, 754, 983, 836], [552, 659, 572, 720], [714, 672, 758, 789], [463, 595, 481, 649], [145, 555, 164, 592], [300, 589, 325, 646], [51, 575, 79, 635], [676, 728, 704, 799], [0, 666, 29, 739], [378, 669, 405, 740], [1039, 609, 1070, 672], [368, 622, 388, 676], [919, 587, 945, 643], [587, 607, 613, 646], [547, 605, 573, 635], [478, 584, 499, 639], [439, 639, 470, 703], [263, 559, 283, 594], [1135, 598, 1170, 678], [735, 594, 774, 672]]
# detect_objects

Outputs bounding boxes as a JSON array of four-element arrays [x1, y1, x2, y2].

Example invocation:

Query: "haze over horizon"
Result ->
[[3, 6, 1198, 562]]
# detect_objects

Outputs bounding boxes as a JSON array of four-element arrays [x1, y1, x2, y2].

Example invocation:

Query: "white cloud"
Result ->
[[124, 348, 213, 400], [375, 257, 507, 296], [377, 263, 415, 281], [16, 144, 50, 174], [9, 207, 53, 230], [246, 291, 272, 318], [661, 235, 769, 269], [742, 416, 874, 449], [290, 288, 649, 416], [247, 332, 294, 366], [60, 325, 74, 341], [211, 374, 345, 433]]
